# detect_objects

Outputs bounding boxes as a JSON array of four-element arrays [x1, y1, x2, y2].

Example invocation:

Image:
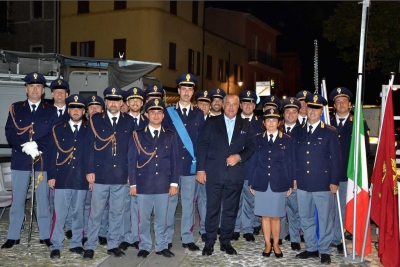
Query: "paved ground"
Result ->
[[0, 199, 383, 267]]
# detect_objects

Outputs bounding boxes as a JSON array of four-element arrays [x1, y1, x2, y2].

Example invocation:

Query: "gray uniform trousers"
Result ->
[[297, 189, 334, 254], [196, 182, 207, 235], [137, 193, 169, 251], [85, 184, 126, 250], [166, 175, 197, 244], [285, 189, 302, 242], [120, 185, 139, 243], [50, 189, 86, 251], [234, 180, 260, 233], [332, 181, 347, 245], [7, 170, 50, 240]]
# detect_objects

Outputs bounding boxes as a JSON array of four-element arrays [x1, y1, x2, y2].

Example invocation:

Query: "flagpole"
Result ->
[[343, 0, 370, 263]]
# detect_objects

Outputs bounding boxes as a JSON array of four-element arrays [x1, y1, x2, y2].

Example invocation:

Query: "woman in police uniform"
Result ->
[[249, 108, 295, 258]]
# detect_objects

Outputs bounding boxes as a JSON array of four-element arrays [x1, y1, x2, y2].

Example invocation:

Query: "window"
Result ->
[[218, 59, 224, 82], [114, 1, 126, 10], [206, 55, 212, 79], [32, 1, 43, 19], [80, 41, 95, 57], [170, 1, 177, 15], [239, 66, 244, 82], [113, 38, 126, 59], [225, 61, 230, 82], [192, 1, 198, 24], [196, 51, 201, 75], [30, 45, 43, 53], [188, 49, 194, 74], [78, 1, 89, 14], [234, 64, 238, 84], [71, 42, 77, 56], [168, 42, 176, 70]]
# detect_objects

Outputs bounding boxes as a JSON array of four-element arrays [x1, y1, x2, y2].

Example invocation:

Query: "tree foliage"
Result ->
[[323, 2, 400, 74]]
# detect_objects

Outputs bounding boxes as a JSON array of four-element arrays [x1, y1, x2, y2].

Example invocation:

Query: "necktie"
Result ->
[[58, 109, 63, 122], [287, 126, 291, 133], [268, 134, 274, 146], [112, 117, 117, 133], [302, 117, 306, 125], [31, 104, 36, 115], [337, 118, 345, 133], [244, 118, 250, 121], [133, 118, 137, 130], [227, 119, 234, 144], [182, 108, 187, 121], [153, 130, 159, 145], [74, 125, 78, 138], [308, 125, 313, 135]]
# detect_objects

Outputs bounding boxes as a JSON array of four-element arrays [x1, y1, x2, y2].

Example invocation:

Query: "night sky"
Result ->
[[205, 1, 397, 110]]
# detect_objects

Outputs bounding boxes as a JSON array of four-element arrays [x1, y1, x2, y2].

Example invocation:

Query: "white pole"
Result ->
[[336, 190, 348, 257]]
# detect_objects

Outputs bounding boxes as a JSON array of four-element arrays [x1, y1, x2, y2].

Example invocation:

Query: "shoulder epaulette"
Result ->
[[320, 121, 325, 128], [350, 115, 354, 122], [283, 133, 291, 138], [255, 132, 263, 137], [278, 131, 283, 138], [140, 115, 145, 121], [325, 124, 336, 130], [255, 115, 258, 121], [165, 128, 176, 134]]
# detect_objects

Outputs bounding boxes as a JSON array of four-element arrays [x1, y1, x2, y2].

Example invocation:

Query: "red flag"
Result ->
[[370, 86, 400, 267]]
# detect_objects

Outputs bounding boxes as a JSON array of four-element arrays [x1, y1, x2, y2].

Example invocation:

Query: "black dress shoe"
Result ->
[[243, 233, 255, 242], [119, 242, 130, 251], [82, 237, 88, 246], [253, 226, 261, 235], [201, 234, 206, 242], [295, 250, 319, 259], [1, 239, 20, 249], [262, 249, 272, 257], [40, 239, 53, 247], [131, 241, 139, 249], [107, 247, 125, 257], [50, 249, 60, 259], [182, 242, 200, 251], [300, 235, 305, 242], [284, 234, 290, 241], [137, 250, 149, 258], [231, 232, 240, 240], [345, 233, 353, 241], [337, 243, 344, 253], [98, 236, 107, 246], [69, 247, 85, 254], [202, 244, 214, 256], [321, 253, 331, 264], [220, 243, 237, 255], [83, 249, 94, 260], [168, 243, 172, 249], [291, 242, 301, 251], [274, 249, 283, 258], [156, 249, 175, 258], [65, 230, 72, 239]]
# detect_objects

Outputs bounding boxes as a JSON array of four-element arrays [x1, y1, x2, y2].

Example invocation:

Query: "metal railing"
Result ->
[[247, 49, 282, 70]]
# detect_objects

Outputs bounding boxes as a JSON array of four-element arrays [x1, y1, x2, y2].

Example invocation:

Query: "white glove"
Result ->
[[28, 149, 41, 159], [21, 141, 38, 156]]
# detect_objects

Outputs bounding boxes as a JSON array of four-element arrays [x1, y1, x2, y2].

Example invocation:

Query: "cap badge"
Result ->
[[270, 109, 274, 114], [290, 97, 294, 104], [153, 85, 157, 92], [303, 91, 307, 97], [74, 95, 78, 102], [313, 95, 318, 103], [186, 74, 191, 81], [133, 88, 137, 94], [33, 73, 38, 79], [111, 88, 116, 95], [58, 79, 62, 85], [247, 91, 250, 97], [155, 99, 159, 106], [217, 88, 220, 94], [271, 96, 275, 101], [204, 91, 208, 97], [92, 95, 96, 101], [337, 88, 341, 94]]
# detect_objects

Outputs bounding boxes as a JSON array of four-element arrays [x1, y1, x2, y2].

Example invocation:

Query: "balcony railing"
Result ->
[[248, 49, 282, 70]]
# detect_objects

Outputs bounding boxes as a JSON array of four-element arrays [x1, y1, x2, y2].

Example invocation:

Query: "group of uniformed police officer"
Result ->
[[1, 71, 366, 265]]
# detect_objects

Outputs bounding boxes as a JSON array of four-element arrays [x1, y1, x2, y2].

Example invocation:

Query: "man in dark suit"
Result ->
[[163, 73, 205, 251], [196, 94, 255, 256], [2, 72, 58, 249], [83, 86, 135, 260], [233, 90, 262, 242], [128, 99, 179, 258], [48, 94, 89, 259], [291, 94, 341, 265]]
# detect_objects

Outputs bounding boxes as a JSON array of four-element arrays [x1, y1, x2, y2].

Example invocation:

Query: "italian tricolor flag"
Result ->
[[345, 96, 372, 256]]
